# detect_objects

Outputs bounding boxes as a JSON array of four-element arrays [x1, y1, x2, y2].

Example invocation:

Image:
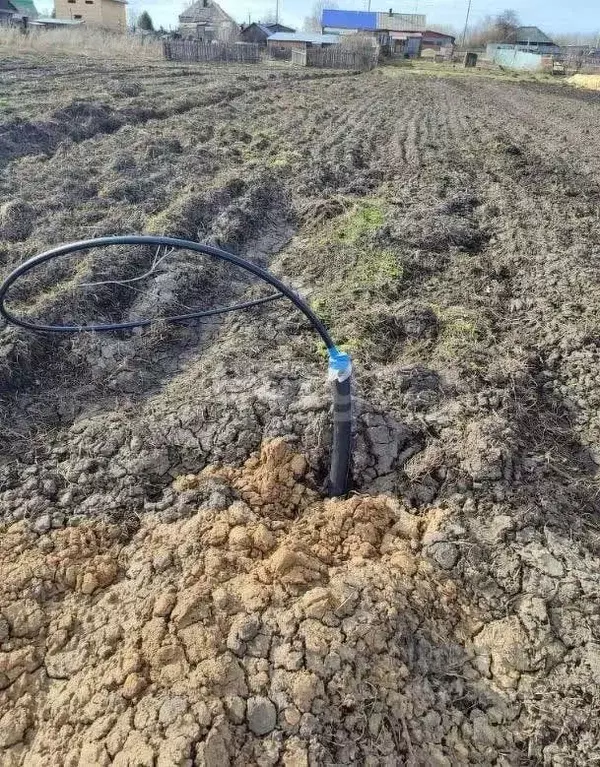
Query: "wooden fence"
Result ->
[[296, 46, 378, 72], [163, 41, 261, 64]]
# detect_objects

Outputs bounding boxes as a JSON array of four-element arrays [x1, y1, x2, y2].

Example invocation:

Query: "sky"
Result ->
[[37, 0, 599, 36]]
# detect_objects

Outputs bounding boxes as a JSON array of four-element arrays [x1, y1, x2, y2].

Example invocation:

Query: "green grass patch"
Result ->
[[333, 203, 385, 244], [306, 199, 405, 357], [433, 304, 492, 367]]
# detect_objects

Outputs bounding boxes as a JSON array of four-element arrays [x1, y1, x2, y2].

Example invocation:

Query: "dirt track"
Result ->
[[2, 55, 600, 765]]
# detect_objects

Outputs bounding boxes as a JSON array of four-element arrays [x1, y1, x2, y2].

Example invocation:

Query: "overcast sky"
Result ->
[[38, 0, 599, 35]]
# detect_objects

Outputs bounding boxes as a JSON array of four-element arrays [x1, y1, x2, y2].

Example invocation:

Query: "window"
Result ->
[[85, 1, 93, 4], [67, 0, 75, 3], [74, 14, 82, 18]]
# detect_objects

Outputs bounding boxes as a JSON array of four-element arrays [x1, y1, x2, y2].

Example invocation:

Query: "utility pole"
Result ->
[[461, 0, 472, 48], [367, 0, 372, 10], [275, 0, 279, 24]]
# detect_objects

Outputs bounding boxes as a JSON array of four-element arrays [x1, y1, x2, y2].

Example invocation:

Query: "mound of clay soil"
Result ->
[[0, 439, 591, 766]]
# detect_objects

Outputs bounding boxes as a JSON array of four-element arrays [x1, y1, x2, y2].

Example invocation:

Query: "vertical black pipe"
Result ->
[[329, 376, 352, 497]]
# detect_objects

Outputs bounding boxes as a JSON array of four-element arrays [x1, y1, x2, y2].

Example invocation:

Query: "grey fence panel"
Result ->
[[305, 46, 378, 71], [164, 41, 262, 63]]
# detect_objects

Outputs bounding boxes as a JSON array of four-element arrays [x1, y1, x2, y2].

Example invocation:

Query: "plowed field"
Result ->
[[2, 54, 600, 765]]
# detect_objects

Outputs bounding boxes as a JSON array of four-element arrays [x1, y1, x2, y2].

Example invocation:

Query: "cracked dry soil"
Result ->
[[2, 54, 600, 765]]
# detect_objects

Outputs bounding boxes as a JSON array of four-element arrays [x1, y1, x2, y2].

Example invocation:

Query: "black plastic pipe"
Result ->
[[0, 235, 353, 496]]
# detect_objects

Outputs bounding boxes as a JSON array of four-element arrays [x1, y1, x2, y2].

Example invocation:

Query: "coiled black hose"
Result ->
[[0, 235, 353, 496]]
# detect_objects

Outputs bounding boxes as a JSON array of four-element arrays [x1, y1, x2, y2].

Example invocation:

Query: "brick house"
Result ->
[[54, 0, 127, 32]]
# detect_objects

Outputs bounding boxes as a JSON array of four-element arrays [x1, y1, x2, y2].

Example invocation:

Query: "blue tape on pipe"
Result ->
[[328, 347, 352, 382]]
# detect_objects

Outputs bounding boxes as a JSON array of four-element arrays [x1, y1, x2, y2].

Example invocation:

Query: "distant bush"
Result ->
[[0, 26, 162, 60]]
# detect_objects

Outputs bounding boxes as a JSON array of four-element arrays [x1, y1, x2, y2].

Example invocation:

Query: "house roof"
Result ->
[[33, 16, 84, 25], [322, 9, 376, 31], [268, 32, 339, 44], [514, 26, 554, 44], [240, 22, 295, 39], [9, 0, 38, 17], [422, 30, 455, 41], [179, 0, 235, 25], [266, 23, 295, 33]]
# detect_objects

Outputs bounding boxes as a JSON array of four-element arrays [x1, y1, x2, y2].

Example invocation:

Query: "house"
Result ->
[[512, 26, 559, 53], [0, 0, 38, 20], [267, 31, 338, 59], [322, 8, 424, 35], [322, 8, 426, 54], [179, 0, 239, 41], [239, 22, 295, 46], [54, 0, 126, 31]]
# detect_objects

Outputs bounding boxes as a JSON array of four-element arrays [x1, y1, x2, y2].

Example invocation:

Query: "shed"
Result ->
[[268, 31, 339, 60], [239, 22, 295, 46], [421, 29, 455, 54], [268, 32, 338, 48]]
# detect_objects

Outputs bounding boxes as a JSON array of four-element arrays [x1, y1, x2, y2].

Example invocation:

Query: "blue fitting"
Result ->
[[328, 346, 352, 382]]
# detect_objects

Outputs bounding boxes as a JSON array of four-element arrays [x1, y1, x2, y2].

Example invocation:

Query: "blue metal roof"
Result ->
[[269, 32, 339, 44], [322, 9, 377, 31]]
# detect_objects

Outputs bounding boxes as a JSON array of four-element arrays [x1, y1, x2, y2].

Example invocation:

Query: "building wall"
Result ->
[[180, 19, 237, 40], [268, 39, 305, 50], [101, 0, 125, 30], [491, 47, 548, 71], [55, 0, 125, 30], [422, 34, 454, 48], [376, 12, 425, 32], [56, 0, 102, 24]]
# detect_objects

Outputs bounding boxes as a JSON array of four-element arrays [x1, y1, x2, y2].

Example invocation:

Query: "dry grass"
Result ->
[[568, 73, 600, 91], [0, 26, 162, 60]]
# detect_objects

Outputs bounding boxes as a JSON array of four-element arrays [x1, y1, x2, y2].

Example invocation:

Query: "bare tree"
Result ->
[[463, 10, 520, 47], [128, 10, 140, 31], [303, 0, 337, 33], [494, 9, 520, 42], [553, 31, 600, 46]]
